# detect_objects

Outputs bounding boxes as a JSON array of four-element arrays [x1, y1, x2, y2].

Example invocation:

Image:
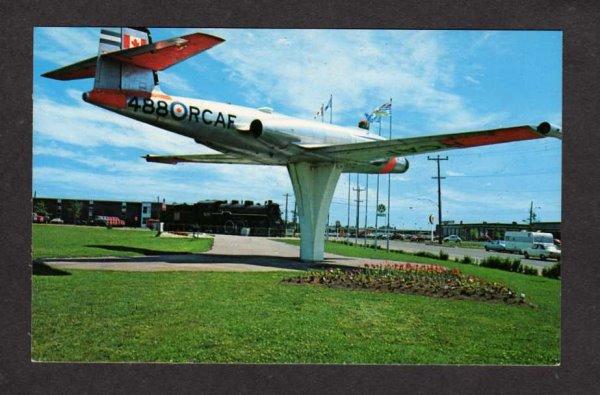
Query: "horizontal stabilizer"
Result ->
[[43, 32, 224, 81], [144, 153, 271, 165], [41, 56, 98, 80]]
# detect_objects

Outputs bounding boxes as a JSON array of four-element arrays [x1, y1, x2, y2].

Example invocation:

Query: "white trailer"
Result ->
[[504, 230, 555, 254]]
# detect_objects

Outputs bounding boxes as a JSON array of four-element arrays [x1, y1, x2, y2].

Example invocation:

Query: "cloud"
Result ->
[[33, 92, 205, 154], [446, 170, 465, 176], [35, 27, 99, 65], [159, 71, 197, 95], [464, 75, 480, 85], [201, 29, 504, 131]]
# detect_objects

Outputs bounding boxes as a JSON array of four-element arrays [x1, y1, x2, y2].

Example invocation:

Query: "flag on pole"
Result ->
[[365, 112, 380, 123], [373, 101, 392, 117], [313, 105, 323, 119], [314, 95, 333, 120], [324, 96, 332, 112]]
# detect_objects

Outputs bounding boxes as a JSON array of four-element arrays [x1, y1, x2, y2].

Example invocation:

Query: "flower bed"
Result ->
[[283, 263, 529, 305]]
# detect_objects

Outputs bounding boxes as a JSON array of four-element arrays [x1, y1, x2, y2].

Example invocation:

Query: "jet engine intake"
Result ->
[[250, 119, 263, 138], [535, 122, 562, 139]]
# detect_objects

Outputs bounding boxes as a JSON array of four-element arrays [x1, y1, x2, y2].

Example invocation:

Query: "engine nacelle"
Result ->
[[535, 122, 562, 139], [246, 119, 300, 147], [371, 156, 409, 174]]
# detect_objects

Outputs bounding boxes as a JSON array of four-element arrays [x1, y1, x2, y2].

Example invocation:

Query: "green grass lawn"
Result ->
[[33, 224, 213, 259], [32, 269, 559, 364], [31, 228, 559, 364]]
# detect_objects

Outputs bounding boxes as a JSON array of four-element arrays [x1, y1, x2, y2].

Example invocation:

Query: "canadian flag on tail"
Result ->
[[123, 34, 148, 49]]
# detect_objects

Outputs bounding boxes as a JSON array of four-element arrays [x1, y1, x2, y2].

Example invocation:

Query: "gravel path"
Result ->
[[38, 235, 401, 272]]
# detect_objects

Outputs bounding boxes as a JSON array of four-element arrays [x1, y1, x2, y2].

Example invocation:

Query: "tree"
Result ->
[[70, 201, 83, 223], [469, 228, 478, 241], [33, 201, 48, 216]]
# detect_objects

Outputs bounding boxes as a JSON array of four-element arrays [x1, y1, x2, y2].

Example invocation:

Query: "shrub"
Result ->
[[521, 265, 539, 276], [484, 257, 506, 270], [461, 255, 475, 265], [542, 262, 561, 279], [438, 250, 449, 261], [510, 259, 523, 273], [481, 256, 514, 271], [414, 251, 438, 259]]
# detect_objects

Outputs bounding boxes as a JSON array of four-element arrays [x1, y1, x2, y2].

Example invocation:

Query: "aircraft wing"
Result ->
[[306, 123, 562, 161], [144, 153, 271, 165]]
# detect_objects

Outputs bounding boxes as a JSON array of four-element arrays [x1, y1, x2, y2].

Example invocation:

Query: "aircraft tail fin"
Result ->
[[42, 28, 225, 93], [94, 27, 157, 92]]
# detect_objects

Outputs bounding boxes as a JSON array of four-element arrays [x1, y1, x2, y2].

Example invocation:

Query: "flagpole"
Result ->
[[386, 98, 392, 251], [374, 118, 381, 248], [364, 174, 369, 246], [321, 103, 324, 123], [329, 94, 333, 124]]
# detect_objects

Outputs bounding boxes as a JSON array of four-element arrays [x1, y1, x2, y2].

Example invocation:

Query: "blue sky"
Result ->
[[33, 28, 562, 230]]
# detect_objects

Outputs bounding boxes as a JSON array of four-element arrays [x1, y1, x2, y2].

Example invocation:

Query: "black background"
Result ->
[[1, 0, 599, 393]]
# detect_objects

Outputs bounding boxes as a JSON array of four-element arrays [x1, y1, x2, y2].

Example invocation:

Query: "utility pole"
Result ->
[[428, 155, 448, 244], [529, 201, 534, 227], [292, 202, 297, 234], [374, 118, 382, 248], [346, 173, 351, 241], [283, 193, 290, 234], [353, 182, 364, 245], [386, 98, 393, 251], [364, 174, 369, 246]]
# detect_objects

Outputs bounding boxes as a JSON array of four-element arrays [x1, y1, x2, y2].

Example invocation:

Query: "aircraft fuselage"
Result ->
[[83, 89, 403, 172]]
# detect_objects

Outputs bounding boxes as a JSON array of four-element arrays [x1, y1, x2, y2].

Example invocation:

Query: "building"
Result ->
[[32, 197, 284, 236], [441, 221, 561, 241], [33, 197, 163, 227]]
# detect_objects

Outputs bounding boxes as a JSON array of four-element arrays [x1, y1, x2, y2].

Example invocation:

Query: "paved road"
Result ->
[[336, 237, 557, 269], [38, 235, 423, 272]]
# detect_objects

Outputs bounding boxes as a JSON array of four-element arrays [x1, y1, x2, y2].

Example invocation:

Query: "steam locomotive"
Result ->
[[162, 200, 285, 236]]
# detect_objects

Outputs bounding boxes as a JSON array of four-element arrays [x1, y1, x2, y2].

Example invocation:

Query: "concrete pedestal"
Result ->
[[287, 162, 342, 262]]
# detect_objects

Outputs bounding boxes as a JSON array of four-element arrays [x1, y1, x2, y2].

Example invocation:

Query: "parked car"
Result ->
[[371, 231, 391, 239], [523, 243, 561, 261], [94, 215, 125, 227], [484, 240, 506, 252], [32, 213, 47, 223], [392, 233, 408, 240], [49, 218, 64, 224], [442, 235, 462, 243], [410, 234, 425, 242]]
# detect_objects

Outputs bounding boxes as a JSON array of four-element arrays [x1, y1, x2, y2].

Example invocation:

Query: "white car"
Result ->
[[523, 243, 561, 261], [443, 235, 462, 243]]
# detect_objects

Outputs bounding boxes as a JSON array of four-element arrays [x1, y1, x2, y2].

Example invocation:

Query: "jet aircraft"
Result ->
[[43, 27, 562, 261]]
